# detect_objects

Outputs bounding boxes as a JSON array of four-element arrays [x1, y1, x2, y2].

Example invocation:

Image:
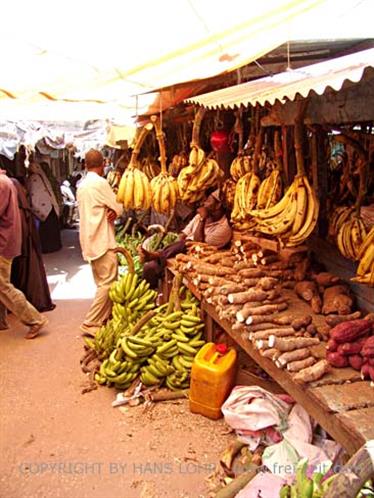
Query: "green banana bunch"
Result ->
[[166, 370, 190, 391], [278, 459, 337, 498], [94, 285, 206, 391], [84, 320, 124, 359], [108, 272, 158, 332], [94, 348, 142, 389]]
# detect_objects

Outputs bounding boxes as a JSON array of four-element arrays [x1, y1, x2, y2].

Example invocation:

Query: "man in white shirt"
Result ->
[[77, 150, 123, 336]]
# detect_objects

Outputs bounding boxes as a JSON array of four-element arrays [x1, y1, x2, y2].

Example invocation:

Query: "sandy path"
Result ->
[[0, 230, 232, 498]]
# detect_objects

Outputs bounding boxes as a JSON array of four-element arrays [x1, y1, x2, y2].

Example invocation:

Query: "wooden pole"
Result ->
[[282, 125, 289, 185], [214, 467, 258, 498], [324, 441, 374, 498]]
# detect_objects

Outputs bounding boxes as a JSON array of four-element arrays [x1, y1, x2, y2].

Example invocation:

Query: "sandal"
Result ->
[[25, 317, 48, 339]]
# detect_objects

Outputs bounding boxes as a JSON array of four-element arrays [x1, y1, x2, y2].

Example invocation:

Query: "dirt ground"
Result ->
[[0, 230, 234, 498]]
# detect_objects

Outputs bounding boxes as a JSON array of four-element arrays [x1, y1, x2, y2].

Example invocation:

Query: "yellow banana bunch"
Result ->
[[328, 205, 355, 240], [140, 157, 161, 180], [116, 124, 153, 210], [177, 148, 223, 204], [116, 165, 152, 211], [336, 214, 367, 261], [151, 173, 179, 215], [106, 170, 122, 193], [352, 226, 374, 286], [248, 174, 320, 247], [231, 172, 261, 222], [257, 169, 282, 209], [186, 158, 222, 193], [168, 152, 188, 177], [222, 178, 237, 209], [188, 145, 206, 169], [230, 155, 252, 181]]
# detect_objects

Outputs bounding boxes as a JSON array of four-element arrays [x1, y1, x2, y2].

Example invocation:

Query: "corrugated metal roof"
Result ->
[[185, 48, 374, 109]]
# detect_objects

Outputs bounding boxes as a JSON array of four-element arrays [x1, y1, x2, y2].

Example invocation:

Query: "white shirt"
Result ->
[[77, 171, 123, 261]]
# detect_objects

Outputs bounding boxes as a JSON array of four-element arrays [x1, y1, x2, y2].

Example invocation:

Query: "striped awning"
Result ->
[[185, 48, 374, 109]]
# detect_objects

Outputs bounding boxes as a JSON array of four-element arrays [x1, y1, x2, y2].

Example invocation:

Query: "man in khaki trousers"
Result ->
[[0, 170, 48, 339], [77, 150, 123, 336]]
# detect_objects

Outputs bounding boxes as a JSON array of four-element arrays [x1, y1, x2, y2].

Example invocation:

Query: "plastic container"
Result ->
[[189, 342, 237, 420]]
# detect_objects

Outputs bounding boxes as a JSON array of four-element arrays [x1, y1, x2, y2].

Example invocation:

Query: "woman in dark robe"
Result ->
[[10, 177, 56, 312], [26, 160, 62, 254]]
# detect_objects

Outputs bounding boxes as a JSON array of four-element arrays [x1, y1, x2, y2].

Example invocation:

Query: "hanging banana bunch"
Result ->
[[231, 126, 263, 224], [331, 135, 369, 261], [247, 107, 320, 247], [177, 107, 223, 204], [150, 115, 179, 215], [141, 157, 161, 181], [168, 152, 188, 177], [229, 110, 252, 182], [336, 213, 367, 261], [257, 130, 283, 209], [116, 124, 153, 211], [221, 178, 237, 210], [351, 226, 374, 286], [168, 125, 188, 177]]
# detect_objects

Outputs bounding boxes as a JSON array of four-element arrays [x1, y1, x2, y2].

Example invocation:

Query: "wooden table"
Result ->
[[164, 260, 374, 456]]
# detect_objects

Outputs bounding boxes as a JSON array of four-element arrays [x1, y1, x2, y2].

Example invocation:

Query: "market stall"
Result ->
[[79, 46, 374, 498], [164, 252, 374, 456]]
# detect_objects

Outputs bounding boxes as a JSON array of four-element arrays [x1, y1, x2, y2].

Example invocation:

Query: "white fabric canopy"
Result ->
[[0, 0, 372, 122]]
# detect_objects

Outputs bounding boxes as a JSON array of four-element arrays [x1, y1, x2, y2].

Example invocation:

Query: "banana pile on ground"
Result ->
[[248, 174, 319, 247], [116, 125, 153, 211], [279, 458, 336, 498], [85, 273, 158, 360], [352, 226, 374, 286], [109, 272, 158, 326], [177, 145, 223, 204], [94, 290, 206, 390], [329, 206, 367, 261]]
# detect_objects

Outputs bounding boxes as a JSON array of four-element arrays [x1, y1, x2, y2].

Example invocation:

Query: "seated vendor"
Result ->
[[181, 188, 232, 249], [141, 189, 232, 288]]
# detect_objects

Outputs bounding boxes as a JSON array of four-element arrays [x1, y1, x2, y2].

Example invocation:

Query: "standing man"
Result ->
[[0, 170, 48, 339], [77, 149, 123, 336]]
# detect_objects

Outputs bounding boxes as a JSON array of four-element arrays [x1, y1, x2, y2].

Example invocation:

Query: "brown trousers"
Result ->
[[82, 250, 118, 329], [0, 256, 43, 329]]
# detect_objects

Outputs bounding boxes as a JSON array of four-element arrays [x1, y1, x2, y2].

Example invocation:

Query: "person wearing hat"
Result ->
[[180, 188, 232, 249], [141, 188, 232, 288]]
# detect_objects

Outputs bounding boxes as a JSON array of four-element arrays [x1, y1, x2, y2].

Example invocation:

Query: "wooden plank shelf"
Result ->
[[164, 260, 374, 455], [232, 231, 308, 258], [309, 382, 374, 413], [308, 236, 374, 313]]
